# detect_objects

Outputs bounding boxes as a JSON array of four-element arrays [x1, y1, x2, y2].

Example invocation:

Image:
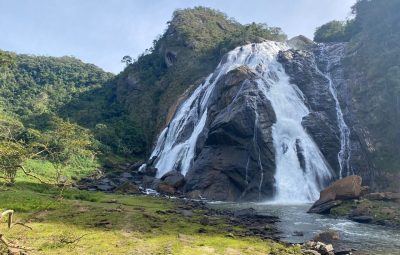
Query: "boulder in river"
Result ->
[[308, 176, 362, 214]]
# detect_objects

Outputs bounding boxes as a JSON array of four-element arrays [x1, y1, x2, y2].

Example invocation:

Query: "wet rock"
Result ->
[[160, 170, 185, 188], [278, 49, 340, 176], [184, 66, 276, 201], [314, 229, 340, 243], [349, 215, 373, 223], [141, 166, 157, 177], [293, 231, 304, 236], [308, 200, 342, 214], [128, 161, 145, 171]]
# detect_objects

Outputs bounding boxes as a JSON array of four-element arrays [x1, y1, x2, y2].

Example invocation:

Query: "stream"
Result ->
[[208, 202, 400, 255]]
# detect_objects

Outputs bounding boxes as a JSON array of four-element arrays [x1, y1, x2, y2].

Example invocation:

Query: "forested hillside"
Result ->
[[115, 7, 287, 150], [0, 51, 115, 182], [315, 0, 400, 189]]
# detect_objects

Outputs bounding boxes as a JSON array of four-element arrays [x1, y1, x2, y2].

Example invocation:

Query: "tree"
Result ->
[[121, 55, 133, 66]]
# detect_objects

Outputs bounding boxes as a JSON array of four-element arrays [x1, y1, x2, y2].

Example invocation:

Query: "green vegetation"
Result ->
[[344, 0, 400, 176], [330, 199, 400, 227], [314, 0, 400, 185], [314, 20, 358, 43], [116, 6, 287, 148], [0, 178, 302, 254], [0, 51, 111, 183]]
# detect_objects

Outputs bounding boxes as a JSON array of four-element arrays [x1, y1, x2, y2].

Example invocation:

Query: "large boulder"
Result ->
[[160, 170, 185, 189], [184, 66, 276, 201], [309, 175, 362, 213]]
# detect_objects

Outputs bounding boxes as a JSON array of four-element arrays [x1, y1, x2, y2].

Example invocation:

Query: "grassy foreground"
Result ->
[[0, 179, 301, 255]]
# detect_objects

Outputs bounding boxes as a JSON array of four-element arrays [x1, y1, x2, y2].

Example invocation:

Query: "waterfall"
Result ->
[[148, 41, 333, 202], [315, 44, 352, 178], [255, 57, 332, 203]]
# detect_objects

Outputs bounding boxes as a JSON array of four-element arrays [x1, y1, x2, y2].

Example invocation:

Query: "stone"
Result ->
[[309, 176, 362, 213], [95, 184, 114, 192], [180, 210, 193, 217], [314, 229, 340, 243], [349, 216, 373, 223], [142, 166, 157, 177], [142, 175, 158, 189], [321, 244, 334, 254], [160, 170, 185, 188], [114, 182, 141, 194], [187, 190, 203, 199], [308, 200, 342, 214], [293, 231, 304, 236], [128, 161, 145, 171], [364, 192, 400, 201], [120, 172, 133, 178], [157, 183, 176, 195], [303, 250, 321, 255]]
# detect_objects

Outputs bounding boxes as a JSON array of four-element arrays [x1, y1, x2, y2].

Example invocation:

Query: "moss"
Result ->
[[330, 199, 400, 227]]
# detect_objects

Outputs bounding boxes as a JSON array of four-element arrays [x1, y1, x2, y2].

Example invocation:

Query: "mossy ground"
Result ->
[[330, 199, 400, 227], [0, 178, 301, 255]]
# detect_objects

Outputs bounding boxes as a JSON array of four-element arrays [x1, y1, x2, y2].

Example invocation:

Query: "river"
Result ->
[[207, 202, 400, 255]]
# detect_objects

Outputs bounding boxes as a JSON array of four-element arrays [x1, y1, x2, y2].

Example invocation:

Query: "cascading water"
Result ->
[[315, 44, 352, 178], [148, 41, 333, 202]]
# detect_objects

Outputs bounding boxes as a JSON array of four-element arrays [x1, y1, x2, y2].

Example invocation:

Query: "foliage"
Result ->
[[116, 7, 287, 149], [344, 0, 400, 174], [314, 20, 357, 42], [0, 52, 111, 182]]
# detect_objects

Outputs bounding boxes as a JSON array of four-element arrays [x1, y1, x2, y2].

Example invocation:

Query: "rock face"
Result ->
[[185, 66, 276, 201], [308, 175, 362, 213], [278, 49, 341, 176]]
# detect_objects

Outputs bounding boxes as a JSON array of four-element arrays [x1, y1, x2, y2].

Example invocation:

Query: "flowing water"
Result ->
[[209, 202, 400, 255], [149, 41, 332, 202], [315, 43, 352, 178]]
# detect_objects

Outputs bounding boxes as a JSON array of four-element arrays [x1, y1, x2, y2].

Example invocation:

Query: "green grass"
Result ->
[[0, 177, 302, 255]]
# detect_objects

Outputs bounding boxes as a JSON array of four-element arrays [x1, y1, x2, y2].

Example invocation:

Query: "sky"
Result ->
[[0, 0, 356, 74]]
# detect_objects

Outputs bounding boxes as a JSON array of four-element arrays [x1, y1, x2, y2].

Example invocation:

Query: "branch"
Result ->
[[60, 233, 91, 245], [17, 165, 53, 185]]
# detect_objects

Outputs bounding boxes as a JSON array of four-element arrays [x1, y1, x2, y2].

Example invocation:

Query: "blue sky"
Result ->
[[0, 0, 356, 73]]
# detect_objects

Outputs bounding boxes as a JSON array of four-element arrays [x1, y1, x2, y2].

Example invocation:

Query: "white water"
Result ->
[[316, 44, 352, 178], [149, 41, 333, 202]]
